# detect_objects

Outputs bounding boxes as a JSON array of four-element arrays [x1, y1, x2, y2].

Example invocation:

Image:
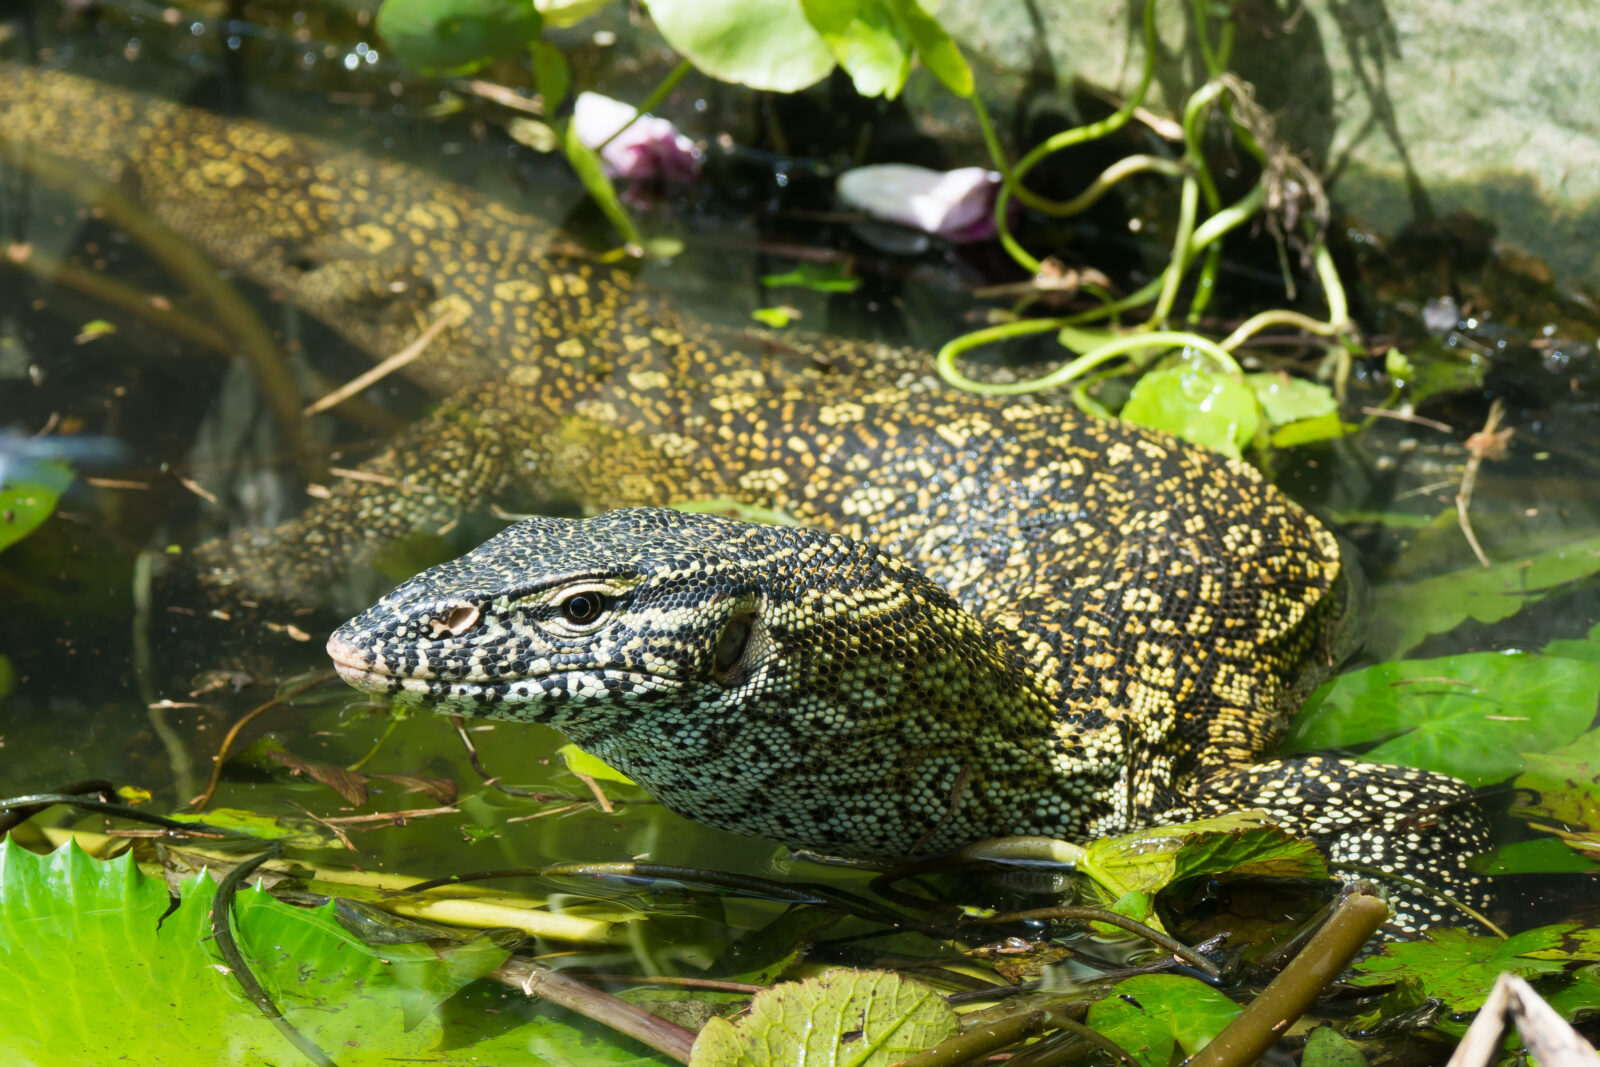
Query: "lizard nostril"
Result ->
[[433, 604, 481, 638]]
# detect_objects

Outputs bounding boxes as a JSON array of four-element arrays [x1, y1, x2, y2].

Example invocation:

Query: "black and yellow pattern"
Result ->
[[3, 68, 1486, 926]]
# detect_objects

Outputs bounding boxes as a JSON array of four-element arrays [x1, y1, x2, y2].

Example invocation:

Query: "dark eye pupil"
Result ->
[[562, 594, 601, 623]]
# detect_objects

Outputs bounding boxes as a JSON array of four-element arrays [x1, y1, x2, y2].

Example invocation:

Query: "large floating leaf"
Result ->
[[642, 0, 836, 92], [0, 839, 663, 1064], [1348, 925, 1581, 1012], [1084, 974, 1241, 1067], [1367, 534, 1600, 659], [1284, 651, 1600, 785], [1512, 727, 1600, 864], [688, 970, 956, 1066]]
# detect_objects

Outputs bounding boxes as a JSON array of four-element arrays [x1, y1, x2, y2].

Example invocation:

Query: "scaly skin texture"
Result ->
[[4, 68, 1486, 925]]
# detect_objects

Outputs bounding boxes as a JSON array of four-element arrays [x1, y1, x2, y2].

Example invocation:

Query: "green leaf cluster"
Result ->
[[1077, 810, 1327, 926]]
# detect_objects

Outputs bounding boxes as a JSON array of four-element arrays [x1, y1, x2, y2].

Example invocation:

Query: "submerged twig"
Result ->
[[190, 671, 339, 811], [304, 308, 463, 416], [495, 958, 696, 1063], [1456, 399, 1511, 569], [964, 905, 1221, 979]]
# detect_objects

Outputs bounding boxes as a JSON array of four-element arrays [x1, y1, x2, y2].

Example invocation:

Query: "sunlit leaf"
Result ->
[[885, 0, 972, 97], [558, 742, 638, 786], [1085, 974, 1241, 1067], [1246, 372, 1337, 428], [1120, 368, 1260, 460], [1348, 925, 1573, 1011], [800, 0, 911, 98], [642, 0, 836, 92], [0, 839, 599, 1064], [377, 0, 542, 75], [752, 306, 799, 328], [688, 970, 956, 1066], [1269, 412, 1357, 449], [1367, 533, 1600, 659], [1285, 652, 1600, 785], [536, 0, 614, 28], [760, 262, 863, 292]]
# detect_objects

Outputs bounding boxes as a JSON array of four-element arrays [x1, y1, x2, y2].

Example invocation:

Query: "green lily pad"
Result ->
[[1085, 974, 1241, 1067], [1285, 651, 1600, 785], [643, 0, 836, 92], [1348, 925, 1575, 1012]]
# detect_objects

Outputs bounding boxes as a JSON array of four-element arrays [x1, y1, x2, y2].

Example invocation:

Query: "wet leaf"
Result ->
[[642, 0, 836, 92], [377, 0, 542, 75], [1085, 974, 1241, 1067], [1541, 966, 1600, 1022], [0, 458, 72, 554], [1079, 811, 1326, 926], [1470, 837, 1600, 875], [1367, 533, 1600, 659], [242, 736, 371, 805], [688, 970, 956, 1066], [800, 0, 912, 98], [1246, 372, 1338, 428], [74, 318, 116, 343], [1301, 1025, 1370, 1067], [558, 742, 638, 786], [1286, 651, 1600, 785], [761, 262, 863, 293], [1120, 368, 1260, 460], [1348, 925, 1574, 1011], [1269, 411, 1357, 449], [752, 306, 799, 328]]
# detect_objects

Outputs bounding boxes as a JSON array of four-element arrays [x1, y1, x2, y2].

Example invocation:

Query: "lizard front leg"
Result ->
[[190, 390, 510, 610]]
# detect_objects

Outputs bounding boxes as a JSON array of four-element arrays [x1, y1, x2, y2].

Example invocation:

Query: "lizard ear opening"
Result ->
[[713, 612, 754, 680]]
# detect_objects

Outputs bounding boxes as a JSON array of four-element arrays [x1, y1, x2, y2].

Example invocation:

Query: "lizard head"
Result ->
[[326, 506, 1036, 856]]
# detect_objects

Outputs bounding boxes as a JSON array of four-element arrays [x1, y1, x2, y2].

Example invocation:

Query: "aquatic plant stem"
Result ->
[[1187, 889, 1390, 1067], [593, 58, 693, 153]]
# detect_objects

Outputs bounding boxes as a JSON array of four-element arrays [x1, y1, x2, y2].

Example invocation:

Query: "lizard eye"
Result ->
[[559, 591, 608, 625]]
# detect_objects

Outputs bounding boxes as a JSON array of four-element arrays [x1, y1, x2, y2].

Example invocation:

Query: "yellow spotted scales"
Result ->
[[4, 68, 1486, 925]]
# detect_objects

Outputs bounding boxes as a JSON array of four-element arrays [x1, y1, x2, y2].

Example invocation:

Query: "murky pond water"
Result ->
[[2, 0, 1598, 1061]]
